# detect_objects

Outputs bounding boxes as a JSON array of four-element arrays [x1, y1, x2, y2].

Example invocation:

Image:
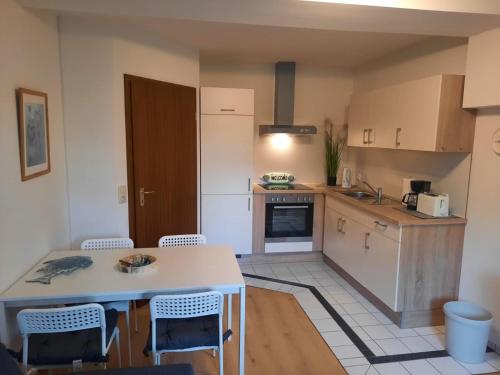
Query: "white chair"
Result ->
[[17, 303, 121, 372], [157, 234, 232, 338], [158, 234, 207, 247], [146, 292, 224, 375], [81, 237, 136, 366]]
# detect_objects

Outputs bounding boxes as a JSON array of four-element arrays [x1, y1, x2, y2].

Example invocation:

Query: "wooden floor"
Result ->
[[41, 286, 346, 374]]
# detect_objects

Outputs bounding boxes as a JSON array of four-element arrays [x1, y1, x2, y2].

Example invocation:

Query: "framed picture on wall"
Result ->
[[16, 88, 51, 181]]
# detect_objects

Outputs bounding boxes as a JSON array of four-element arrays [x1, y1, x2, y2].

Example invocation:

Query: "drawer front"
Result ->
[[201, 87, 254, 115], [325, 196, 401, 242]]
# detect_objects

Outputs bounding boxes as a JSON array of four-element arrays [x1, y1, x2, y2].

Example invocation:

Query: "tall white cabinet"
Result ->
[[200, 87, 254, 254]]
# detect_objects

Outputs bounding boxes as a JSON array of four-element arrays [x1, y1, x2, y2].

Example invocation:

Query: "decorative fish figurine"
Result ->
[[26, 256, 93, 285]]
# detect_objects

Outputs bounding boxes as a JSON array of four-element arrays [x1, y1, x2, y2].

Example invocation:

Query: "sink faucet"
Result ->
[[363, 181, 383, 205]]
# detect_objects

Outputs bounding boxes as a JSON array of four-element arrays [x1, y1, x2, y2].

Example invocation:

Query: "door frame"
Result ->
[[123, 74, 200, 244]]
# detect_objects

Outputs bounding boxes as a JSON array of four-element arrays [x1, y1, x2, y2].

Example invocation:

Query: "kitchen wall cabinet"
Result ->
[[200, 87, 254, 254], [323, 195, 465, 328], [347, 75, 476, 152], [202, 194, 253, 254], [201, 87, 254, 115]]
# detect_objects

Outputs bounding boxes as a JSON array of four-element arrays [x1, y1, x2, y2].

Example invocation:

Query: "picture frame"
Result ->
[[16, 88, 51, 181]]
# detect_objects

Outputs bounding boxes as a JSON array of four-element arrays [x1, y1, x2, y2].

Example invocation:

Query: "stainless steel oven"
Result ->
[[265, 194, 314, 250]]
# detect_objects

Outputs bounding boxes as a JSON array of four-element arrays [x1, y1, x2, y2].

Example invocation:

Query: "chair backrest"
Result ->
[[81, 237, 134, 250], [158, 234, 207, 247], [150, 291, 223, 320], [17, 304, 107, 366]]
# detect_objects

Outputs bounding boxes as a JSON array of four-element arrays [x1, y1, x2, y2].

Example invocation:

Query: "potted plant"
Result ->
[[324, 119, 347, 186]]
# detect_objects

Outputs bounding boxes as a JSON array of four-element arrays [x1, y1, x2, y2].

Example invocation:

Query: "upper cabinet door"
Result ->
[[347, 93, 370, 147], [201, 87, 254, 115], [201, 115, 254, 194]]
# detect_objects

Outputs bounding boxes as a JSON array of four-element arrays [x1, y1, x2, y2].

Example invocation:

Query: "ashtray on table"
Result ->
[[118, 254, 157, 274]]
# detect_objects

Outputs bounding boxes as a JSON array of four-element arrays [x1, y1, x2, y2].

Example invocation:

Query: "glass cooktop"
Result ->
[[259, 183, 313, 191]]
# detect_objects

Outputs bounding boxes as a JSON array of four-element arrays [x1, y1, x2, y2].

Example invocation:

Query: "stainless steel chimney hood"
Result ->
[[259, 61, 317, 136]]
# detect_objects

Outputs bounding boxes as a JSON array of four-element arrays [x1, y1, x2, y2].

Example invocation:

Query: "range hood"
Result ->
[[259, 62, 317, 136]]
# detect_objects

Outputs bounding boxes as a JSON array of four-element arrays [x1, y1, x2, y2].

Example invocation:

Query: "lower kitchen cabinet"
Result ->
[[201, 194, 253, 255], [323, 195, 465, 328]]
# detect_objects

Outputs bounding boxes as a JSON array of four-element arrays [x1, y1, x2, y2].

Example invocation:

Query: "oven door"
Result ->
[[265, 202, 314, 242]]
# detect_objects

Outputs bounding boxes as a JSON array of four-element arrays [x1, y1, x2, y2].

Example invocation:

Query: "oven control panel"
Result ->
[[265, 194, 315, 203]]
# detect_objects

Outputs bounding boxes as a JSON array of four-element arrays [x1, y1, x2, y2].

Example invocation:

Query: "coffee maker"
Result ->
[[402, 180, 431, 210]]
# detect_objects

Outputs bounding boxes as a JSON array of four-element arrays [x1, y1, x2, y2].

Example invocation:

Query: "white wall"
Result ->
[[200, 60, 353, 184], [460, 108, 500, 347], [59, 16, 200, 248], [351, 38, 471, 216], [0, 0, 70, 343]]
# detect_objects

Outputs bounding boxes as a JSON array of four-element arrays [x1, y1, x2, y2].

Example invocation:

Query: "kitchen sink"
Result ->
[[341, 191, 375, 199]]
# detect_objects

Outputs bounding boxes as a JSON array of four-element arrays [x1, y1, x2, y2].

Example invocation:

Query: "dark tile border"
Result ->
[[243, 273, 451, 364]]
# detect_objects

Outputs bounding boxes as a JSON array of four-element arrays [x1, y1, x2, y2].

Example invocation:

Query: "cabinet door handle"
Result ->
[[364, 232, 370, 250], [363, 129, 368, 144], [395, 127, 402, 147], [220, 108, 235, 112], [374, 220, 388, 229], [337, 217, 343, 232], [340, 219, 346, 234], [248, 197, 251, 211], [368, 128, 374, 144], [248, 178, 251, 192]]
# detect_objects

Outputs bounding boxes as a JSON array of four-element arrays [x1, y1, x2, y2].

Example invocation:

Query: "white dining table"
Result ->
[[0, 245, 246, 375]]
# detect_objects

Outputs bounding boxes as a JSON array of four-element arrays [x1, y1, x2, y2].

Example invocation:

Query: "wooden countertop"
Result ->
[[324, 187, 467, 227]]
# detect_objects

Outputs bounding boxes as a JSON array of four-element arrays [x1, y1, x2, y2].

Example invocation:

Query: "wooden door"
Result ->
[[124, 75, 197, 247], [200, 115, 253, 195]]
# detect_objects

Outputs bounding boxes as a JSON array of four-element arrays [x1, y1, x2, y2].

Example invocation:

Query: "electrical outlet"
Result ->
[[118, 185, 127, 204]]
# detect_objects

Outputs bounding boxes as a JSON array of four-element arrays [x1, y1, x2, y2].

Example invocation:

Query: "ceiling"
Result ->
[[17, 0, 500, 68]]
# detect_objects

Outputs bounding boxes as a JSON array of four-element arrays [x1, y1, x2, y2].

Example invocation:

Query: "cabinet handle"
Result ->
[[363, 129, 368, 144], [337, 217, 343, 232], [374, 220, 388, 229], [364, 232, 370, 250], [340, 219, 346, 234], [248, 197, 251, 211], [395, 128, 402, 147], [220, 108, 235, 112], [368, 128, 374, 144], [248, 178, 251, 192]]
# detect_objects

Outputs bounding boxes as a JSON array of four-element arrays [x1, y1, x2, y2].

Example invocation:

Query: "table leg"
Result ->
[[238, 286, 246, 375], [227, 294, 232, 341]]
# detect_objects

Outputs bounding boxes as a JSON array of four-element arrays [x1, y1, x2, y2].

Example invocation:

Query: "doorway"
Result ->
[[124, 75, 197, 247]]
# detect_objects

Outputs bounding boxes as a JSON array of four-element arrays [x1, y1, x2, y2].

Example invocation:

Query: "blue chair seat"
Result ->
[[145, 314, 219, 352], [12, 309, 118, 366]]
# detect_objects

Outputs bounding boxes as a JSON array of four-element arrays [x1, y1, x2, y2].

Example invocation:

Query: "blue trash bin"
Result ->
[[444, 301, 493, 363]]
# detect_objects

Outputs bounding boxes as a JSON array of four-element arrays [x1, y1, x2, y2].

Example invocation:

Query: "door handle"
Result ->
[[364, 232, 370, 250], [139, 187, 155, 207], [363, 129, 368, 144], [395, 128, 402, 147]]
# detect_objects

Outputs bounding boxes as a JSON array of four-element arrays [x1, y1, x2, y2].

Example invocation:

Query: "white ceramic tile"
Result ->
[[400, 360, 441, 375], [239, 264, 254, 273], [330, 303, 349, 315], [386, 324, 418, 338], [485, 352, 500, 370], [304, 307, 331, 319], [312, 318, 342, 332], [330, 292, 357, 303], [361, 301, 381, 313], [373, 363, 410, 375], [346, 365, 371, 375], [352, 313, 381, 326], [436, 325, 446, 333], [303, 262, 324, 271], [421, 334, 445, 350], [342, 303, 370, 315], [372, 312, 393, 325], [365, 366, 380, 375], [364, 340, 385, 356], [322, 330, 354, 347], [399, 336, 435, 353], [341, 357, 370, 367], [352, 326, 371, 340], [342, 315, 360, 328], [252, 264, 275, 276], [458, 360, 496, 374], [317, 277, 339, 287], [323, 284, 349, 294], [363, 325, 395, 340], [413, 326, 442, 336], [427, 357, 470, 375], [375, 338, 411, 355], [330, 345, 363, 359]]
